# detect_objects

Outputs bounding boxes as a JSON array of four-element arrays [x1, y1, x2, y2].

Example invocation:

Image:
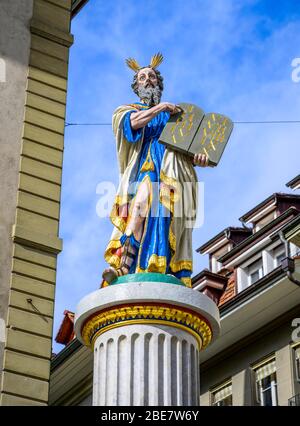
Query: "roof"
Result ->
[[286, 175, 300, 190], [239, 193, 300, 223], [218, 266, 286, 315], [51, 338, 82, 372], [198, 194, 300, 256], [219, 207, 299, 265], [192, 269, 228, 287], [218, 274, 236, 306], [71, 0, 89, 18], [55, 310, 75, 346], [281, 213, 300, 247], [197, 227, 252, 254]]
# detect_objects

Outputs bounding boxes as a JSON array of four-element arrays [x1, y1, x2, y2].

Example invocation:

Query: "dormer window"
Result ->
[[254, 210, 277, 233], [211, 256, 223, 273], [248, 258, 263, 285], [210, 245, 230, 273]]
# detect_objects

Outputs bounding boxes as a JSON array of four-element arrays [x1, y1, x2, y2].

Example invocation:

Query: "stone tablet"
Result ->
[[159, 103, 205, 155], [189, 112, 234, 166], [159, 103, 233, 167]]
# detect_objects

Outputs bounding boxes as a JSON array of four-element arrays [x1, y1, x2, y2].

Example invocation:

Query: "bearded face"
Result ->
[[137, 84, 162, 107], [131, 67, 164, 106]]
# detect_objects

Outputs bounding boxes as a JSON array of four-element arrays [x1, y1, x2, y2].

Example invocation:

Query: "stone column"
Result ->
[[75, 273, 220, 406]]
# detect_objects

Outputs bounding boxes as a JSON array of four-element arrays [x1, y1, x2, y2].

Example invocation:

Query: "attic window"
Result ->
[[248, 258, 264, 285], [254, 210, 276, 232], [210, 245, 229, 273], [253, 210, 276, 232]]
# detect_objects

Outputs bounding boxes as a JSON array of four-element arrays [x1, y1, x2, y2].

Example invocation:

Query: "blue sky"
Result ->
[[52, 0, 300, 353]]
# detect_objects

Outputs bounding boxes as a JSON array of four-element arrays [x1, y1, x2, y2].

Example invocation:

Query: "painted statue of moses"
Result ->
[[102, 53, 210, 288]]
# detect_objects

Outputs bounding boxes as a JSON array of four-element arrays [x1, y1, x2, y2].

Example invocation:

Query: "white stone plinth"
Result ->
[[74, 279, 220, 406]]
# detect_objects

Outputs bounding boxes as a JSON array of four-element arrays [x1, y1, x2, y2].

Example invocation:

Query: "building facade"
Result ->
[[0, 0, 88, 406], [49, 177, 300, 406], [196, 191, 300, 406]]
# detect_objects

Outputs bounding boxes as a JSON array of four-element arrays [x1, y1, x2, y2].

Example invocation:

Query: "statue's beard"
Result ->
[[137, 85, 162, 106]]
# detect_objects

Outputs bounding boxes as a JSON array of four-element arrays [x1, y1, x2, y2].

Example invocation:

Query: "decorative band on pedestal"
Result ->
[[81, 303, 212, 350]]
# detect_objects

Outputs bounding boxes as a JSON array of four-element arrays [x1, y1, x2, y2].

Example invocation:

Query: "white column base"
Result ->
[[75, 279, 220, 407]]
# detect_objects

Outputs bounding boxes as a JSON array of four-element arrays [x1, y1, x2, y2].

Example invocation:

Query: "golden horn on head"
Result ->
[[125, 57, 141, 72], [150, 52, 164, 69]]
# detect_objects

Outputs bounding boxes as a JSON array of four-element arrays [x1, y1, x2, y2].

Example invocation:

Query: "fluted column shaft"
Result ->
[[93, 324, 199, 406]]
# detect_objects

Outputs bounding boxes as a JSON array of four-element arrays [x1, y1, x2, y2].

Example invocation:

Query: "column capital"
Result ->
[[75, 274, 220, 351]]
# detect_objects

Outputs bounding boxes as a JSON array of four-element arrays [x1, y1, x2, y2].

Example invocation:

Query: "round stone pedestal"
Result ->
[[74, 273, 220, 406]]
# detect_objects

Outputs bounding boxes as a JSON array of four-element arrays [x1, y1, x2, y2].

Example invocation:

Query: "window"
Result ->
[[248, 258, 263, 285], [294, 345, 300, 383], [210, 245, 229, 273], [273, 245, 285, 268], [254, 210, 276, 232], [254, 358, 278, 406], [211, 381, 232, 406], [211, 256, 222, 273]]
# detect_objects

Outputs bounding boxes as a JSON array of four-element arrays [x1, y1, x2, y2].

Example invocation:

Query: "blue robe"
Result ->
[[122, 103, 191, 283]]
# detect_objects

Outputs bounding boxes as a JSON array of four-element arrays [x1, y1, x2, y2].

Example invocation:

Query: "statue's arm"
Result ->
[[129, 103, 210, 168], [130, 102, 180, 130]]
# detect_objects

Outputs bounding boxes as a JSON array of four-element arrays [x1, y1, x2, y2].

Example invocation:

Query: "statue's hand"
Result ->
[[193, 153, 209, 167], [160, 102, 182, 115]]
